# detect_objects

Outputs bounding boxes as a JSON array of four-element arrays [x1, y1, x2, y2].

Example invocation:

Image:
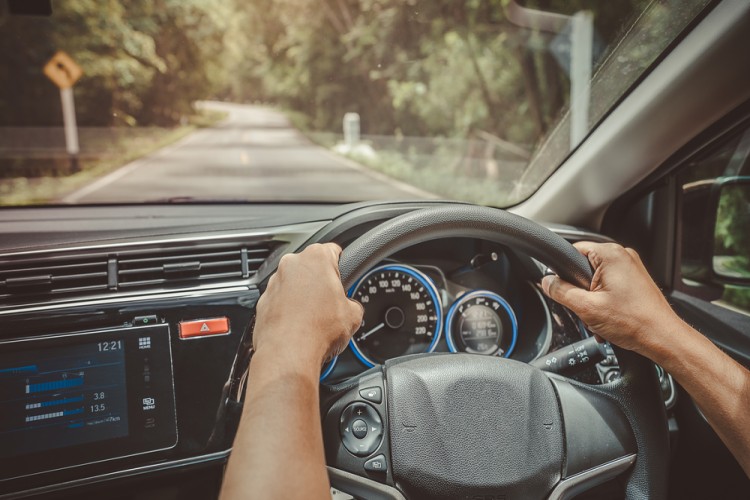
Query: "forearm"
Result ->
[[644, 318, 750, 476], [220, 349, 331, 499]]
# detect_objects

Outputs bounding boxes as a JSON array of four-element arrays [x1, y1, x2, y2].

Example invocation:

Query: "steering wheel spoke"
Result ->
[[321, 368, 399, 497], [545, 373, 638, 498]]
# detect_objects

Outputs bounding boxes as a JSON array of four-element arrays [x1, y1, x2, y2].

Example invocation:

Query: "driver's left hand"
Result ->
[[253, 243, 364, 365]]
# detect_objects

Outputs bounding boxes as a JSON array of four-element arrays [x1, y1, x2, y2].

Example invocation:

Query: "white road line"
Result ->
[[61, 127, 209, 203], [317, 149, 439, 199], [62, 102, 437, 202]]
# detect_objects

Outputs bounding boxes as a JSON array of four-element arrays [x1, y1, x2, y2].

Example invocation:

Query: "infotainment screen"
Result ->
[[0, 324, 177, 479]]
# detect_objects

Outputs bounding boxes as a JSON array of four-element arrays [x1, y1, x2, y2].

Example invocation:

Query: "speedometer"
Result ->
[[348, 264, 442, 367]]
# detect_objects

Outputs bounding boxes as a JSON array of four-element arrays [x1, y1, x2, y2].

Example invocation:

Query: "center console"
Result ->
[[0, 287, 258, 497]]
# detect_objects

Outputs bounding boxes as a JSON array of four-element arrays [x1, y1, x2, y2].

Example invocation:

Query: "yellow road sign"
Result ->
[[43, 51, 83, 89]]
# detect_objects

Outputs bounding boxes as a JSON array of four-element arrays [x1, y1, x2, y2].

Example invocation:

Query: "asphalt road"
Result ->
[[63, 102, 433, 204]]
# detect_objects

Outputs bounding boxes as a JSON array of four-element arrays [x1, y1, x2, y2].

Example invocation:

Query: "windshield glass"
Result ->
[[0, 0, 710, 206]]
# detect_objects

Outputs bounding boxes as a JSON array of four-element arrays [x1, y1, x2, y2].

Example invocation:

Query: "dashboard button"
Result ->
[[359, 386, 382, 404], [179, 318, 230, 338], [352, 419, 368, 438], [364, 454, 387, 472], [133, 315, 158, 326]]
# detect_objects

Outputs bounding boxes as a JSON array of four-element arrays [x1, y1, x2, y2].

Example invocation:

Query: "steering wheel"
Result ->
[[321, 205, 669, 500]]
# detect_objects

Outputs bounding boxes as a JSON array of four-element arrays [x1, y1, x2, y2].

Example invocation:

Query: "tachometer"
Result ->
[[446, 290, 517, 357], [348, 264, 442, 367]]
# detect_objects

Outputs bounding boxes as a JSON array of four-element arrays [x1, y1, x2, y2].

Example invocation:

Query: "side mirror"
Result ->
[[711, 177, 750, 285]]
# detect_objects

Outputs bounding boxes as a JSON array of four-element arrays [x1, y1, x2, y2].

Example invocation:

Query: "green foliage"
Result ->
[[715, 184, 750, 257], [223, 0, 566, 141], [0, 0, 228, 127], [722, 286, 750, 314]]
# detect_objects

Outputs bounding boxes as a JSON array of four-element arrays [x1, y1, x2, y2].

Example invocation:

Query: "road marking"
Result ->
[[61, 128, 207, 203], [62, 102, 438, 202], [317, 149, 439, 199]]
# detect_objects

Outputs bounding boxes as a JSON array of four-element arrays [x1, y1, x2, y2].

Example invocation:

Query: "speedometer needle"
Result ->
[[359, 322, 385, 340]]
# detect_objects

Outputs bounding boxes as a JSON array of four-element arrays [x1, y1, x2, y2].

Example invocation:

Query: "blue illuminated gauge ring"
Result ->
[[445, 290, 518, 357], [320, 356, 337, 382], [347, 264, 443, 368]]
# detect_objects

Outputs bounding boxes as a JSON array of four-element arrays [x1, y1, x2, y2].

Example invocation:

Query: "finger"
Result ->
[[323, 242, 343, 259], [322, 242, 344, 278], [541, 274, 591, 310], [572, 241, 598, 256], [572, 241, 603, 270], [625, 247, 646, 267], [348, 298, 364, 331], [349, 297, 364, 315]]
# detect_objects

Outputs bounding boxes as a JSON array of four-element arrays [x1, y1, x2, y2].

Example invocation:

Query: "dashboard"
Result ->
[[0, 201, 633, 499]]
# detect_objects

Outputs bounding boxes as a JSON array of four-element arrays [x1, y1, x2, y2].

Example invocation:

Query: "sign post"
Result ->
[[43, 51, 83, 172]]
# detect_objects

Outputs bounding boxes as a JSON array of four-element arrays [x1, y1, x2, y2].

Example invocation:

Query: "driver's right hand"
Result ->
[[541, 242, 682, 355]]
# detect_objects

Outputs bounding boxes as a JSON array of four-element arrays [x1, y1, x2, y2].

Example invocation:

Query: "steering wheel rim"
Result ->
[[326, 205, 669, 499]]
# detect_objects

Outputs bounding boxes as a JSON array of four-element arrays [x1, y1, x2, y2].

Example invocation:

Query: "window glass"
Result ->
[[0, 0, 710, 206]]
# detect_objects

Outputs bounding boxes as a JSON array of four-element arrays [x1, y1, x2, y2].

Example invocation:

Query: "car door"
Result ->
[[603, 102, 750, 499]]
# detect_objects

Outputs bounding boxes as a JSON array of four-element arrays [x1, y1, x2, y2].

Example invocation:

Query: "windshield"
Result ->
[[0, 0, 710, 206]]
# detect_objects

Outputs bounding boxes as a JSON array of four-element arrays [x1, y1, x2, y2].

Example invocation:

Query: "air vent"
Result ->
[[0, 256, 108, 302], [116, 243, 271, 290]]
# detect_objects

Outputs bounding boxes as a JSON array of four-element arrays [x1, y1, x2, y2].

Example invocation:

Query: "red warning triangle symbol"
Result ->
[[200, 322, 210, 332]]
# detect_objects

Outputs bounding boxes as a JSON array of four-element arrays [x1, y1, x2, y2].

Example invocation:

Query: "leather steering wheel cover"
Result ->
[[336, 205, 669, 499], [339, 205, 592, 290]]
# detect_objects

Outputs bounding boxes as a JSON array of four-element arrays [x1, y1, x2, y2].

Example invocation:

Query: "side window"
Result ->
[[679, 127, 750, 314]]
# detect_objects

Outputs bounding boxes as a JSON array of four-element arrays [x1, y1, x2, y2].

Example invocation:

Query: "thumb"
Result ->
[[541, 274, 592, 312]]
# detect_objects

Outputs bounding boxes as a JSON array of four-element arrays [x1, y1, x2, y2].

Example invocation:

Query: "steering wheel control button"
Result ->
[[178, 317, 230, 339], [339, 403, 383, 456], [359, 386, 382, 404], [364, 454, 387, 472], [352, 419, 368, 439]]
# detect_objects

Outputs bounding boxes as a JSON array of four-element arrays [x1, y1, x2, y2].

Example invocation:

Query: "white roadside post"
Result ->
[[43, 51, 83, 172], [343, 112, 361, 149]]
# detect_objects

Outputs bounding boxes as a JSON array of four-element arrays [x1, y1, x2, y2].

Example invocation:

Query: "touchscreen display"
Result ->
[[0, 340, 129, 458], [0, 324, 176, 477]]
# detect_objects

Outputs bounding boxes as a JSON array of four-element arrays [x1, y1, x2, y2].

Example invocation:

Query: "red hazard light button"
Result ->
[[179, 318, 230, 339]]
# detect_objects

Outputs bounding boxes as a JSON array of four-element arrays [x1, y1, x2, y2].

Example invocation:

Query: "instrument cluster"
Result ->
[[321, 238, 581, 383]]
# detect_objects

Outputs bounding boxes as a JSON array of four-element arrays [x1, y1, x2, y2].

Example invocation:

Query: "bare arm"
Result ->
[[220, 243, 363, 499], [542, 242, 750, 477]]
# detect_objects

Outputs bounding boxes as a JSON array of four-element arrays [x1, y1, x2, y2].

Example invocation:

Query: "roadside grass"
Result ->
[[0, 109, 227, 205], [282, 108, 523, 206]]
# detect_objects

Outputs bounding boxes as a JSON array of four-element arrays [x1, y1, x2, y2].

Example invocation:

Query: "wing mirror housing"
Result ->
[[682, 177, 750, 287], [710, 177, 750, 285]]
